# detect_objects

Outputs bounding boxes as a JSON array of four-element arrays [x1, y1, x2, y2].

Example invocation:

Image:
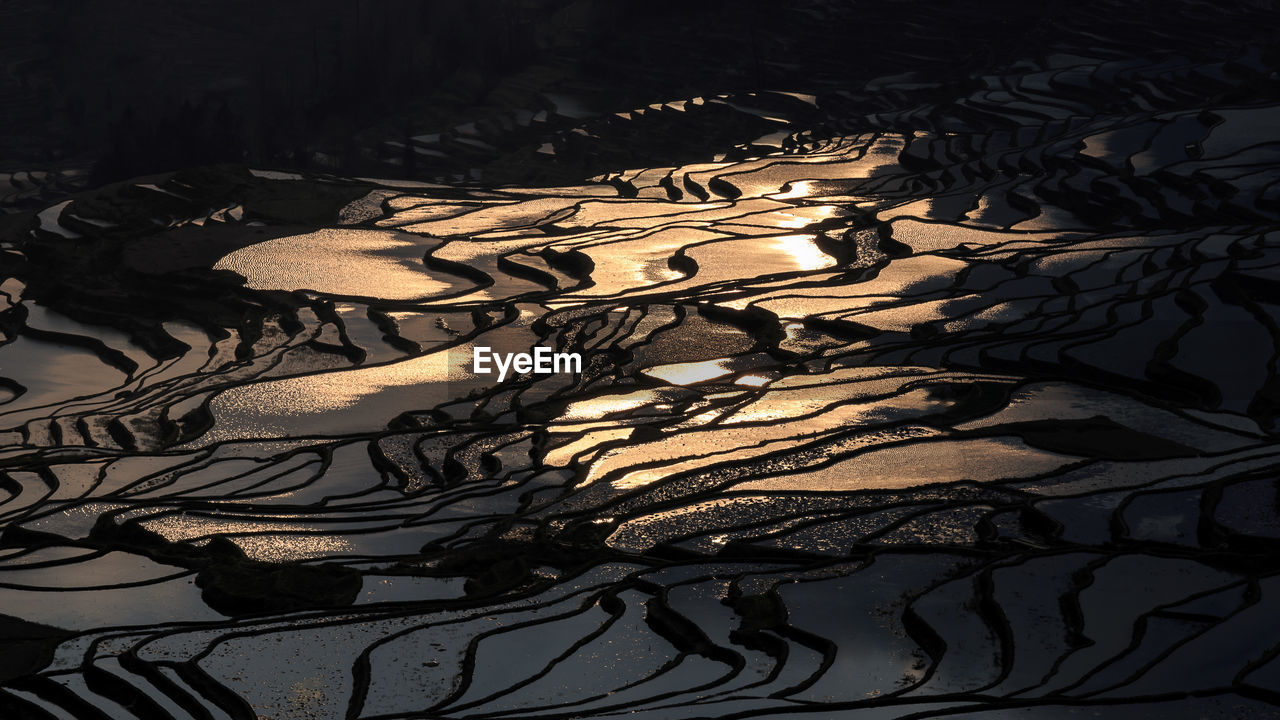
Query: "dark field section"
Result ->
[[3, 2, 1280, 718]]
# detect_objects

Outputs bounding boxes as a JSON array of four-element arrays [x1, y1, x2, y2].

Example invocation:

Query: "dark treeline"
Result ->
[[6, 0, 601, 183], [2, 0, 1278, 190]]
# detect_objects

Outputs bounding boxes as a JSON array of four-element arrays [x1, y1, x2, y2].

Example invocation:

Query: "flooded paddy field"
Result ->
[[3, 2, 1280, 718]]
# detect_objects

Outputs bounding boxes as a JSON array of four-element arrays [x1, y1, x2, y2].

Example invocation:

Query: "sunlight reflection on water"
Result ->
[[213, 228, 460, 300]]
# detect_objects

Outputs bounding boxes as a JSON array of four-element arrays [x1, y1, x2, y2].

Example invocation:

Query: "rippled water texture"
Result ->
[[4, 35, 1280, 720]]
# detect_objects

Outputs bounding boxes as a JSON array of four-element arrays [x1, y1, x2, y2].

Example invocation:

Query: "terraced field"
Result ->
[[3, 17, 1280, 720]]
